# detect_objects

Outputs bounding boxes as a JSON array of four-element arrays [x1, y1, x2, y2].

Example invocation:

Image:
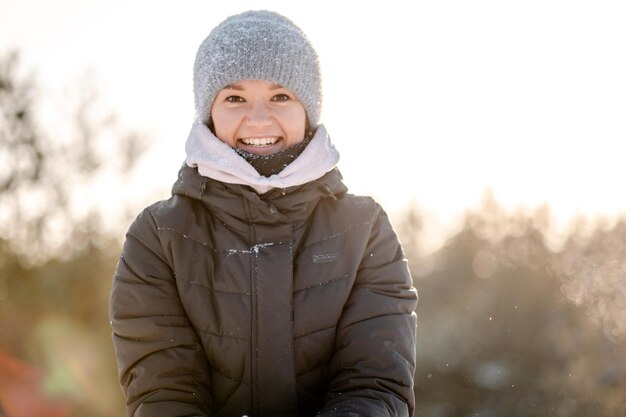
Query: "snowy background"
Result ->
[[2, 0, 626, 250]]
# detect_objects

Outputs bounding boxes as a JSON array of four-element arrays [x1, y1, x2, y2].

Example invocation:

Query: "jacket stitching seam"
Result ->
[[156, 227, 218, 250], [293, 272, 352, 294], [294, 324, 336, 339], [209, 366, 249, 384], [193, 326, 249, 341], [175, 275, 251, 295], [296, 361, 330, 377], [342, 311, 411, 329], [296, 220, 372, 254]]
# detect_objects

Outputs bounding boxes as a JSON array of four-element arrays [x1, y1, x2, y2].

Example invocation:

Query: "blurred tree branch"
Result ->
[[0, 50, 149, 264]]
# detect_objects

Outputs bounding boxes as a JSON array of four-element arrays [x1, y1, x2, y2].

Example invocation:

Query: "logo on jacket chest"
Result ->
[[312, 253, 339, 264]]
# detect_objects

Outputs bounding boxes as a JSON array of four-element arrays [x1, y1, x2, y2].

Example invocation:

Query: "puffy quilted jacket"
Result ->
[[109, 164, 417, 417]]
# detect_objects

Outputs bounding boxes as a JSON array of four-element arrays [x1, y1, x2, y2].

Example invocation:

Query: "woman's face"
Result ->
[[210, 80, 307, 155]]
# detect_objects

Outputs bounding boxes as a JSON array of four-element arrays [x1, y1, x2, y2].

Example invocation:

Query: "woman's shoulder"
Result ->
[[128, 194, 200, 235], [316, 192, 385, 230], [338, 193, 381, 209], [338, 193, 379, 217]]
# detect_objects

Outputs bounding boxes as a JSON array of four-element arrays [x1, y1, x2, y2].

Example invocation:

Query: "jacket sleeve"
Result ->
[[319, 205, 418, 417], [109, 207, 213, 417]]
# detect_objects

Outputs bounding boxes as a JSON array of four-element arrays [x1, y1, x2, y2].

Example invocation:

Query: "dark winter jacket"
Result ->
[[109, 164, 417, 417]]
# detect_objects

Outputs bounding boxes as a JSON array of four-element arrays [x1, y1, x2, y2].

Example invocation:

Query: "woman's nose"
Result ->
[[245, 103, 273, 127]]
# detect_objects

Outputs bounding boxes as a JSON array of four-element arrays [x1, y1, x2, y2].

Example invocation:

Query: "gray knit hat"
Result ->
[[193, 10, 322, 127]]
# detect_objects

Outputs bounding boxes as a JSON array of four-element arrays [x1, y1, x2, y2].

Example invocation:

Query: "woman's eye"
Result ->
[[272, 94, 291, 102], [225, 95, 245, 103]]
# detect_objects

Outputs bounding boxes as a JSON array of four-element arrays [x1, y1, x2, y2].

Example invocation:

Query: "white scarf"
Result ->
[[185, 123, 340, 194]]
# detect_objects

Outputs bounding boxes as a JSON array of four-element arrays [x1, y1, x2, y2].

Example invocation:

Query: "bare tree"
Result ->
[[0, 50, 148, 264]]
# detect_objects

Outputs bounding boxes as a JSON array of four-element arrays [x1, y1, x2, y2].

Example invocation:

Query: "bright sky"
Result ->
[[2, 0, 626, 245]]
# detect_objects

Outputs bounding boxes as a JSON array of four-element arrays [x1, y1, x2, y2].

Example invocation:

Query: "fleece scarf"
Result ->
[[234, 135, 312, 177], [185, 123, 340, 194]]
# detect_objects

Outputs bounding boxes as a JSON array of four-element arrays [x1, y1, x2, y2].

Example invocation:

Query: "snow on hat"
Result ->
[[193, 10, 322, 127]]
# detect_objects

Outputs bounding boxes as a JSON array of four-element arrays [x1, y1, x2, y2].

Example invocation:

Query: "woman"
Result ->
[[109, 10, 417, 417]]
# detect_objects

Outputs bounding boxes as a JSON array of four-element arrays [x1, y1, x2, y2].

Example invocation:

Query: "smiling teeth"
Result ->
[[241, 137, 279, 146]]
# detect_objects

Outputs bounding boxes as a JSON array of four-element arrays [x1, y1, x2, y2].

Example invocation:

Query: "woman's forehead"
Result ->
[[222, 80, 284, 91]]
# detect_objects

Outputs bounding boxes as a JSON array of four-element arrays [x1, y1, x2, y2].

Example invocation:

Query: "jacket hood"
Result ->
[[172, 163, 348, 229]]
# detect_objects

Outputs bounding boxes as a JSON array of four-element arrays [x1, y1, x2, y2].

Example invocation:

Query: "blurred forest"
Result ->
[[1, 51, 625, 417]]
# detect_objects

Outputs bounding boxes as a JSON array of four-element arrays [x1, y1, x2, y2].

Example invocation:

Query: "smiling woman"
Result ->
[[109, 9, 417, 417]]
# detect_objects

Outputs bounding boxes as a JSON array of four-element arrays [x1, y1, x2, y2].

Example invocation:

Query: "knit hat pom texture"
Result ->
[[194, 10, 322, 127]]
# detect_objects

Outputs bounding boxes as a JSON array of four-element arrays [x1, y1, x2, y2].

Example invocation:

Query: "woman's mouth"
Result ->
[[239, 137, 280, 147]]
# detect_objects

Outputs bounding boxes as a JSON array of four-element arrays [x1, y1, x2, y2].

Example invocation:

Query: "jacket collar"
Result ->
[[172, 163, 347, 229]]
